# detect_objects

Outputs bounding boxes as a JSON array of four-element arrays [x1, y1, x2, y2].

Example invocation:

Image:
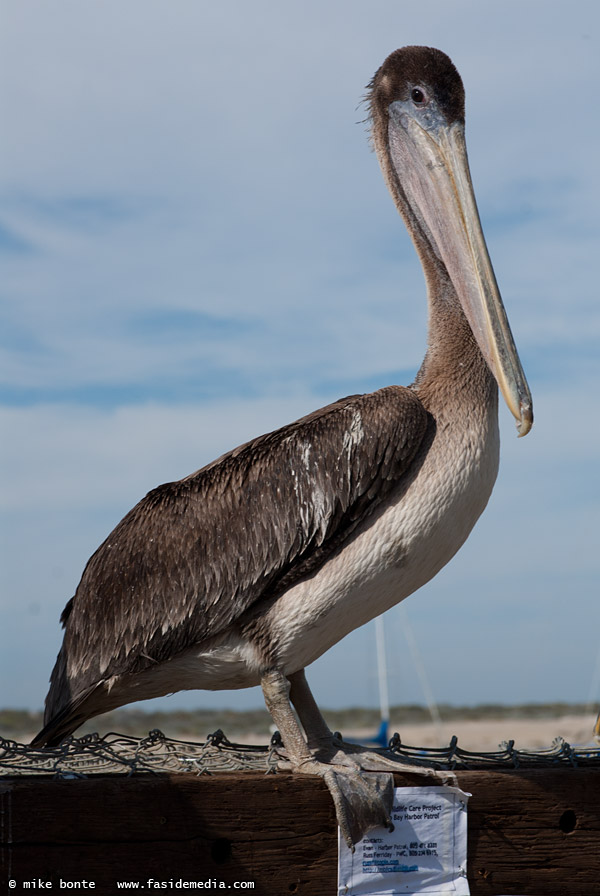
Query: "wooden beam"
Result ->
[[1, 769, 599, 894]]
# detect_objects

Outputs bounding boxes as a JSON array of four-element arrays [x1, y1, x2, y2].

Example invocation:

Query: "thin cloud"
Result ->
[[1, 0, 598, 712]]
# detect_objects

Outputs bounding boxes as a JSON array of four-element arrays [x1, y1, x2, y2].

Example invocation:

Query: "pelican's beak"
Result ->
[[388, 102, 533, 436]]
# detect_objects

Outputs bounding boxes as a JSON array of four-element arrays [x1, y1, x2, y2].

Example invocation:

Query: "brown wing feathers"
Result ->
[[43, 386, 428, 725]]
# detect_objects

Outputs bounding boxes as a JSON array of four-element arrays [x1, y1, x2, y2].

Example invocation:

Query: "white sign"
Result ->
[[338, 786, 470, 896]]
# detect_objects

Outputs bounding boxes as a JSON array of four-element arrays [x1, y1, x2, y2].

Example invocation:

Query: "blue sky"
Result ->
[[1, 0, 599, 719]]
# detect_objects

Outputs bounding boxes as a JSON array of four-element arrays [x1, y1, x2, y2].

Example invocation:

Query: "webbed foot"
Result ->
[[277, 754, 394, 847], [313, 734, 453, 781]]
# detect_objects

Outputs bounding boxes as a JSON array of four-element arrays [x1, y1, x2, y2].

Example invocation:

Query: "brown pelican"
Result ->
[[33, 46, 532, 845]]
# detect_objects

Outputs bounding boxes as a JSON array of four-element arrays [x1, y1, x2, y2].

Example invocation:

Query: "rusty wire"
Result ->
[[1, 728, 599, 778]]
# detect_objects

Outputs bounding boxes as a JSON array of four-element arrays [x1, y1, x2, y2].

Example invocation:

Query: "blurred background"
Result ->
[[1, 0, 598, 744]]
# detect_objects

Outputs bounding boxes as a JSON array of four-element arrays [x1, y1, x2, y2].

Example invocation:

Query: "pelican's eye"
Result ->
[[411, 87, 429, 106]]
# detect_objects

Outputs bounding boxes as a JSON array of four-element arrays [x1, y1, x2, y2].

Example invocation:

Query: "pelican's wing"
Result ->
[[49, 386, 428, 702]]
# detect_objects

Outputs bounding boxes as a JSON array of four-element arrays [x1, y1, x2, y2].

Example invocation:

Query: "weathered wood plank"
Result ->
[[1, 769, 599, 895], [460, 769, 600, 895]]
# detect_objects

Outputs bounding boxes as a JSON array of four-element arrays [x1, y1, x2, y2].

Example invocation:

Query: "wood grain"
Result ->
[[1, 769, 599, 894]]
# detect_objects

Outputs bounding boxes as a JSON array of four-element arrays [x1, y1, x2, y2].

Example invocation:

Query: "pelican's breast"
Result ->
[[266, 401, 500, 672]]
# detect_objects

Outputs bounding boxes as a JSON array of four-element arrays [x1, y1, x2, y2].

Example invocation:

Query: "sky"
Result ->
[[1, 0, 599, 723]]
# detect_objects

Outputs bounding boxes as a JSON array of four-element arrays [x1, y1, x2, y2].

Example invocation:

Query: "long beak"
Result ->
[[388, 104, 533, 436]]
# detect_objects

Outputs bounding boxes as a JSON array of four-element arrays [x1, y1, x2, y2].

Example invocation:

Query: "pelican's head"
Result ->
[[369, 46, 533, 436]]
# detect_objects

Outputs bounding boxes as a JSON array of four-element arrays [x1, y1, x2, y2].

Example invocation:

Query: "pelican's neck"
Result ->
[[411, 263, 498, 423], [378, 149, 497, 415], [377, 134, 499, 424]]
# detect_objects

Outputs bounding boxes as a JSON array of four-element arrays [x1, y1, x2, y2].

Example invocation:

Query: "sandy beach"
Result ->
[[349, 712, 597, 752], [191, 711, 598, 753]]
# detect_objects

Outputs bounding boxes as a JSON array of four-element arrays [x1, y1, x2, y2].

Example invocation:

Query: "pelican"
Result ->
[[33, 46, 532, 845]]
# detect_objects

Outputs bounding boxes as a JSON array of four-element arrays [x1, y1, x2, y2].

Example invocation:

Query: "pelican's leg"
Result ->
[[288, 668, 450, 782], [261, 668, 394, 847], [288, 668, 337, 752]]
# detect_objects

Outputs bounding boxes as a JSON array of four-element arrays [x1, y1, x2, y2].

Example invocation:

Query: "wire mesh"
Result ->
[[1, 728, 599, 778]]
